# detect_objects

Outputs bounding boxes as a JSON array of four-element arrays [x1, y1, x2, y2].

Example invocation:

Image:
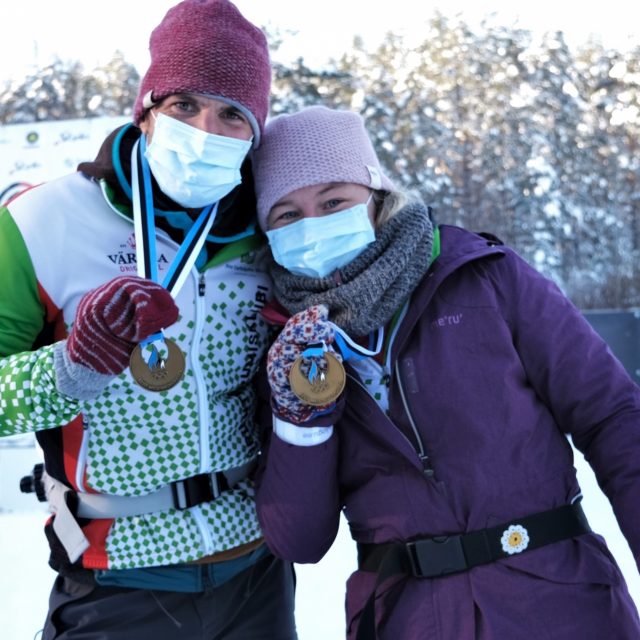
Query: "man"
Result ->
[[0, 1, 296, 638]]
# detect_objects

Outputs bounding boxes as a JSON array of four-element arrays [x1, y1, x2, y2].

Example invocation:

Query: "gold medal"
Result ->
[[129, 338, 186, 392], [289, 352, 346, 406]]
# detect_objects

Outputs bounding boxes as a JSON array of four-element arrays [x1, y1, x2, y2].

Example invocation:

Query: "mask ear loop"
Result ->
[[145, 109, 158, 146], [365, 190, 378, 227]]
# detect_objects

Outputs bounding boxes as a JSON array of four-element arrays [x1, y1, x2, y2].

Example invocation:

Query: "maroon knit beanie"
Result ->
[[133, 0, 271, 145]]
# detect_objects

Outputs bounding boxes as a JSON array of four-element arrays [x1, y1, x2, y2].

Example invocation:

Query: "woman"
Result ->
[[251, 105, 640, 639]]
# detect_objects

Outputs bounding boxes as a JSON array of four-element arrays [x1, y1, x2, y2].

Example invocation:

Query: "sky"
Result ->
[[0, 0, 638, 83]]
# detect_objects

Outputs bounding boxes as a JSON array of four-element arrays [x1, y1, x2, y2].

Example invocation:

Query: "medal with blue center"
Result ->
[[128, 137, 219, 392], [130, 335, 186, 392], [289, 326, 384, 406], [289, 342, 346, 406]]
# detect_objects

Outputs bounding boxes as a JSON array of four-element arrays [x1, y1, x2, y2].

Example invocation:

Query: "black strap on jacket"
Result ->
[[170, 471, 231, 510], [354, 501, 591, 640]]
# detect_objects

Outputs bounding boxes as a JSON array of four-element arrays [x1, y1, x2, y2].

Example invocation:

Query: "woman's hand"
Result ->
[[266, 304, 341, 424]]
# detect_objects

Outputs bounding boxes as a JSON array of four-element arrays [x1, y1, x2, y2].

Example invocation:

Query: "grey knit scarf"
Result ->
[[270, 203, 434, 336]]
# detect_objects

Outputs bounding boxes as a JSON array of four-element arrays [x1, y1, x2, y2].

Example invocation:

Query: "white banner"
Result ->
[[0, 115, 130, 204]]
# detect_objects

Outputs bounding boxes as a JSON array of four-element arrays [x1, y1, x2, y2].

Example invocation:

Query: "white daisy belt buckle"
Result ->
[[500, 524, 530, 555]]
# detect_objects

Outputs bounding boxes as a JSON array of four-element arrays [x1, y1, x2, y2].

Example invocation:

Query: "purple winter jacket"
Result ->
[[255, 225, 640, 639]]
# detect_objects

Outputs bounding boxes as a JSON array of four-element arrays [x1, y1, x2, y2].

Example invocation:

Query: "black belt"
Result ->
[[355, 502, 590, 640], [170, 471, 230, 510]]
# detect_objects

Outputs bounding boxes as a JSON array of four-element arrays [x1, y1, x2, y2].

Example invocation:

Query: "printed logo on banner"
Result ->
[[53, 130, 90, 145], [25, 131, 39, 146], [9, 160, 42, 175], [1, 115, 130, 192]]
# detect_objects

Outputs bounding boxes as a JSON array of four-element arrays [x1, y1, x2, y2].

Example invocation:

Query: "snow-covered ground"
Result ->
[[1, 439, 638, 640]]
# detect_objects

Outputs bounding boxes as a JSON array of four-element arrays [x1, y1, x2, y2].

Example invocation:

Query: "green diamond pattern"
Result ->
[[105, 482, 262, 569], [0, 346, 80, 436]]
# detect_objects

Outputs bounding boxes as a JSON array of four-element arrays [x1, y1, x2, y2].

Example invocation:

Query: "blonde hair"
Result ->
[[374, 189, 422, 227]]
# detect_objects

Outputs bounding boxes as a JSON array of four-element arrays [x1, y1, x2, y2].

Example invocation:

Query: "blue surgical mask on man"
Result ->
[[145, 112, 252, 208], [266, 198, 375, 278]]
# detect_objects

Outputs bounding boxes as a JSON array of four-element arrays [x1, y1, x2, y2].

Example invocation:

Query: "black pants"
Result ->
[[42, 553, 297, 639]]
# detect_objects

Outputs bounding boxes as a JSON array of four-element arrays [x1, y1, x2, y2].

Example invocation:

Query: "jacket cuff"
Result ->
[[272, 415, 334, 446], [54, 341, 115, 401]]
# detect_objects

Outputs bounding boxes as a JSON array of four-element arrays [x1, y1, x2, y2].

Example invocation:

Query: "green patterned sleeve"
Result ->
[[0, 344, 80, 437]]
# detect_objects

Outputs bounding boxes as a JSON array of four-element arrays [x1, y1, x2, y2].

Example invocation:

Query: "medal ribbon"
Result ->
[[131, 137, 219, 295], [130, 137, 219, 365], [299, 343, 327, 384], [298, 325, 384, 387], [331, 324, 384, 363]]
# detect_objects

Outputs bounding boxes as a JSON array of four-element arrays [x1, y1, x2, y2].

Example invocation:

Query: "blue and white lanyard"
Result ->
[[301, 324, 384, 374], [130, 137, 219, 363], [297, 324, 383, 385], [131, 137, 219, 296], [331, 324, 384, 363]]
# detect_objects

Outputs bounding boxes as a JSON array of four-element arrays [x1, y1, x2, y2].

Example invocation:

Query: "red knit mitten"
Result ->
[[66, 275, 179, 375]]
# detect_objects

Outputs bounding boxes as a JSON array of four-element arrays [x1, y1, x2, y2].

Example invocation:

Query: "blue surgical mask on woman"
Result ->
[[145, 112, 252, 208], [266, 198, 375, 278]]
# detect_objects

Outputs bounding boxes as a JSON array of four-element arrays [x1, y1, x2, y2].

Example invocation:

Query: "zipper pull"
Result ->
[[198, 274, 206, 296], [419, 453, 435, 477]]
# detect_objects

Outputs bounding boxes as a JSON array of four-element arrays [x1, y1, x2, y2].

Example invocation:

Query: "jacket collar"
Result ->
[[77, 123, 259, 245]]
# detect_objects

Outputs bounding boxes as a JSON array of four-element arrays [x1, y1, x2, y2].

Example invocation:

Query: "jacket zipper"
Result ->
[[384, 303, 435, 477], [101, 181, 216, 554], [190, 269, 215, 555], [347, 372, 434, 477], [394, 360, 435, 477], [76, 416, 90, 492]]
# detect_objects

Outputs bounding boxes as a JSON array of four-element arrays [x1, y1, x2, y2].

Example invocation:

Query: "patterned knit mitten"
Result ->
[[267, 304, 341, 424]]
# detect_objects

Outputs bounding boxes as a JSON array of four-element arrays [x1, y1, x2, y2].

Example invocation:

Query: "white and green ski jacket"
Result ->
[[0, 133, 273, 571]]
